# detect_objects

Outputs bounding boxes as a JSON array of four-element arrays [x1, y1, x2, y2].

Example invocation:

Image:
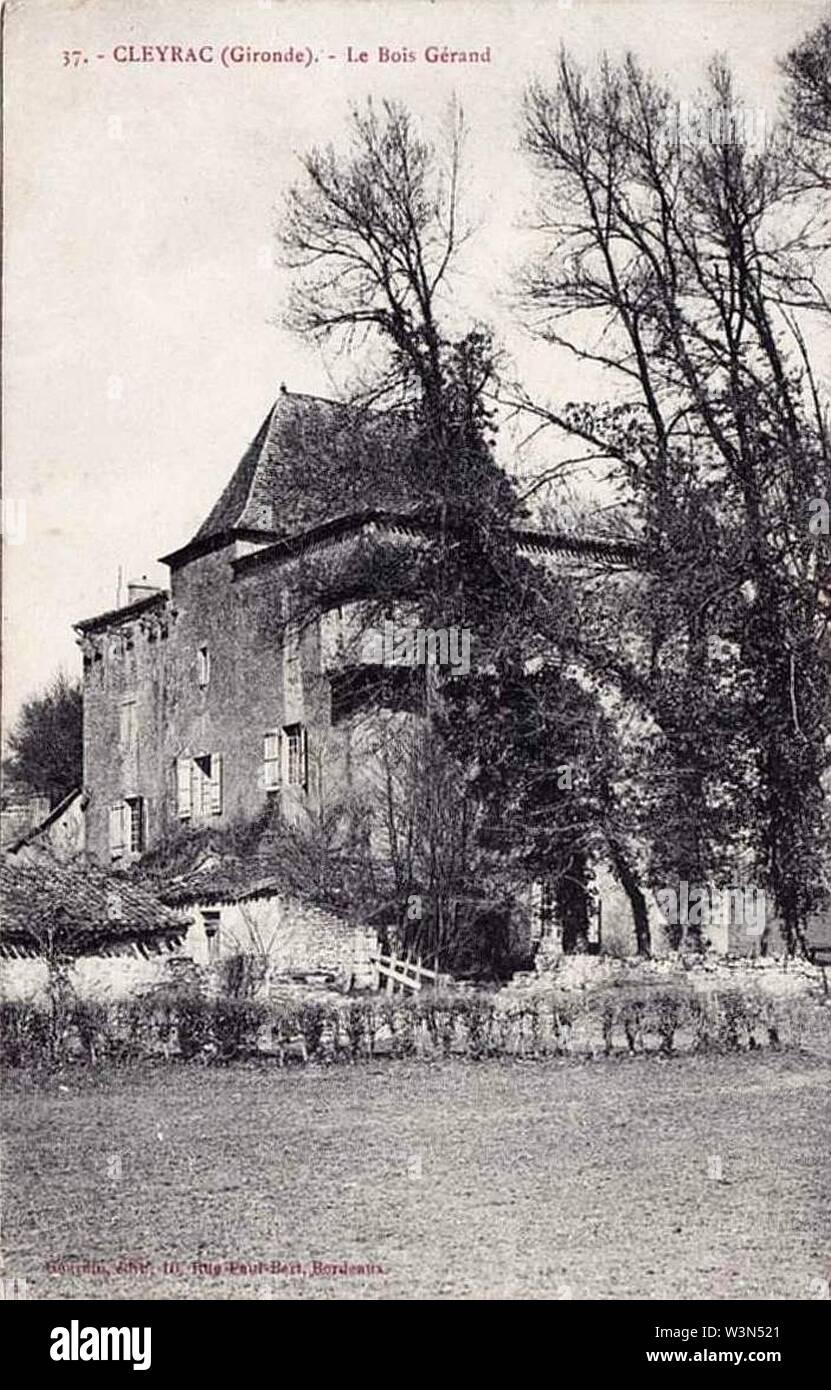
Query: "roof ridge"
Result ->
[[235, 398, 281, 530], [189, 408, 274, 545], [278, 385, 351, 409]]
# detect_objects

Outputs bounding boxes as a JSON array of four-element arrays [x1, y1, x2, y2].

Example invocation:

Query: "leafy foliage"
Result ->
[[4, 672, 82, 808]]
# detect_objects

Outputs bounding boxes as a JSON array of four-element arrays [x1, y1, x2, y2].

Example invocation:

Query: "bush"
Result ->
[[421, 993, 462, 1058], [211, 998, 268, 1060], [342, 1000, 375, 1062], [0, 971, 825, 1069], [72, 998, 111, 1063], [380, 997, 420, 1058], [293, 1001, 328, 1060], [689, 987, 760, 1052], [0, 1000, 51, 1067]]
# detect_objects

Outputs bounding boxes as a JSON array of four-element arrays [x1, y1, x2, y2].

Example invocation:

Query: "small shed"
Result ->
[[158, 853, 377, 987], [0, 854, 188, 960]]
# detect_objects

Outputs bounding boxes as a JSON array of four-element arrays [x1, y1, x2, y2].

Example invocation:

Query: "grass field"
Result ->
[[2, 1051, 829, 1300]]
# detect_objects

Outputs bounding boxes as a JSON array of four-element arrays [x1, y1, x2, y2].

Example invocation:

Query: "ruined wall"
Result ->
[[0, 796, 50, 848], [12, 795, 87, 863]]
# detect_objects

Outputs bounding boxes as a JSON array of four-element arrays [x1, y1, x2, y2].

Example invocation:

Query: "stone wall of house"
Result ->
[[166, 544, 289, 831], [81, 529, 430, 866], [0, 952, 173, 1002], [184, 894, 377, 984], [0, 894, 377, 1001], [82, 543, 289, 863], [81, 594, 175, 864]]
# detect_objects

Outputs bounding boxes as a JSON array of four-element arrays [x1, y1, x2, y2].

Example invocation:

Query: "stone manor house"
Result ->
[[68, 387, 831, 966], [73, 389, 637, 968], [77, 390, 633, 864]]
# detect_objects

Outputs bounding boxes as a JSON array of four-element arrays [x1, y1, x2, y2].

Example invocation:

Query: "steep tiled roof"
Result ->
[[139, 818, 363, 915], [147, 833, 315, 909], [165, 388, 642, 575], [191, 408, 277, 541], [193, 389, 420, 543], [0, 856, 189, 958]]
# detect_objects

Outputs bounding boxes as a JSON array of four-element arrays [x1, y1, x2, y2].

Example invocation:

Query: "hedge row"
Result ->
[[0, 980, 825, 1068]]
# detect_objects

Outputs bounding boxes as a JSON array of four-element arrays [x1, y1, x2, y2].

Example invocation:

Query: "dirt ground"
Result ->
[[2, 1050, 829, 1300]]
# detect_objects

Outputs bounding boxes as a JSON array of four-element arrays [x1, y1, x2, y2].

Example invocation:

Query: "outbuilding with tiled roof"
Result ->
[[0, 856, 189, 960]]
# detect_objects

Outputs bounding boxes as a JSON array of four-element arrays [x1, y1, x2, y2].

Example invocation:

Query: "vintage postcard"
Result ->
[[1, 0, 829, 1334]]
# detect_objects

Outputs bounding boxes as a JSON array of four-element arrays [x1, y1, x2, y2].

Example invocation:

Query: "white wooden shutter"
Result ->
[[109, 801, 125, 858], [264, 732, 280, 789], [301, 726, 308, 790], [176, 757, 192, 818], [191, 758, 204, 815], [119, 700, 134, 749], [209, 754, 223, 814]]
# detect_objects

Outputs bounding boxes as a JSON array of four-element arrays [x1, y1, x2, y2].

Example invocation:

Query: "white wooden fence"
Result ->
[[370, 951, 447, 995]]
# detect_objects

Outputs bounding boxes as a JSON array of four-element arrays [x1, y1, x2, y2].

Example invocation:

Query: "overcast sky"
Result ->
[[3, 0, 827, 729]]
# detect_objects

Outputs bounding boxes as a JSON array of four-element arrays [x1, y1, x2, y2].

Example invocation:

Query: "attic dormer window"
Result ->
[[197, 646, 210, 687]]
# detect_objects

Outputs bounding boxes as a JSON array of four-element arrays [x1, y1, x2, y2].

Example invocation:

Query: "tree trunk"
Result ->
[[557, 851, 591, 953], [606, 833, 651, 956]]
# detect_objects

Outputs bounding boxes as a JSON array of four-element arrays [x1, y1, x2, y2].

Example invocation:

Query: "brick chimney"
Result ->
[[127, 577, 163, 605]]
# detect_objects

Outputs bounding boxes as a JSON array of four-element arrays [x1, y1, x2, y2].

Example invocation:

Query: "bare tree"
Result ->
[[279, 96, 672, 961], [782, 14, 831, 192], [282, 99, 469, 434], [515, 47, 831, 951]]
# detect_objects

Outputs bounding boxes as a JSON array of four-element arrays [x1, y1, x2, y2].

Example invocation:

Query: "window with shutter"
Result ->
[[119, 697, 137, 750], [209, 754, 223, 814], [179, 754, 222, 818], [176, 757, 192, 819], [283, 724, 305, 786], [192, 757, 205, 816], [126, 796, 144, 853], [263, 732, 281, 790], [109, 801, 126, 860], [191, 755, 209, 815]]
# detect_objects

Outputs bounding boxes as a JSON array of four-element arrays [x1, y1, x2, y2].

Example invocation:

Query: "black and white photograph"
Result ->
[[1, 0, 829, 1335]]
